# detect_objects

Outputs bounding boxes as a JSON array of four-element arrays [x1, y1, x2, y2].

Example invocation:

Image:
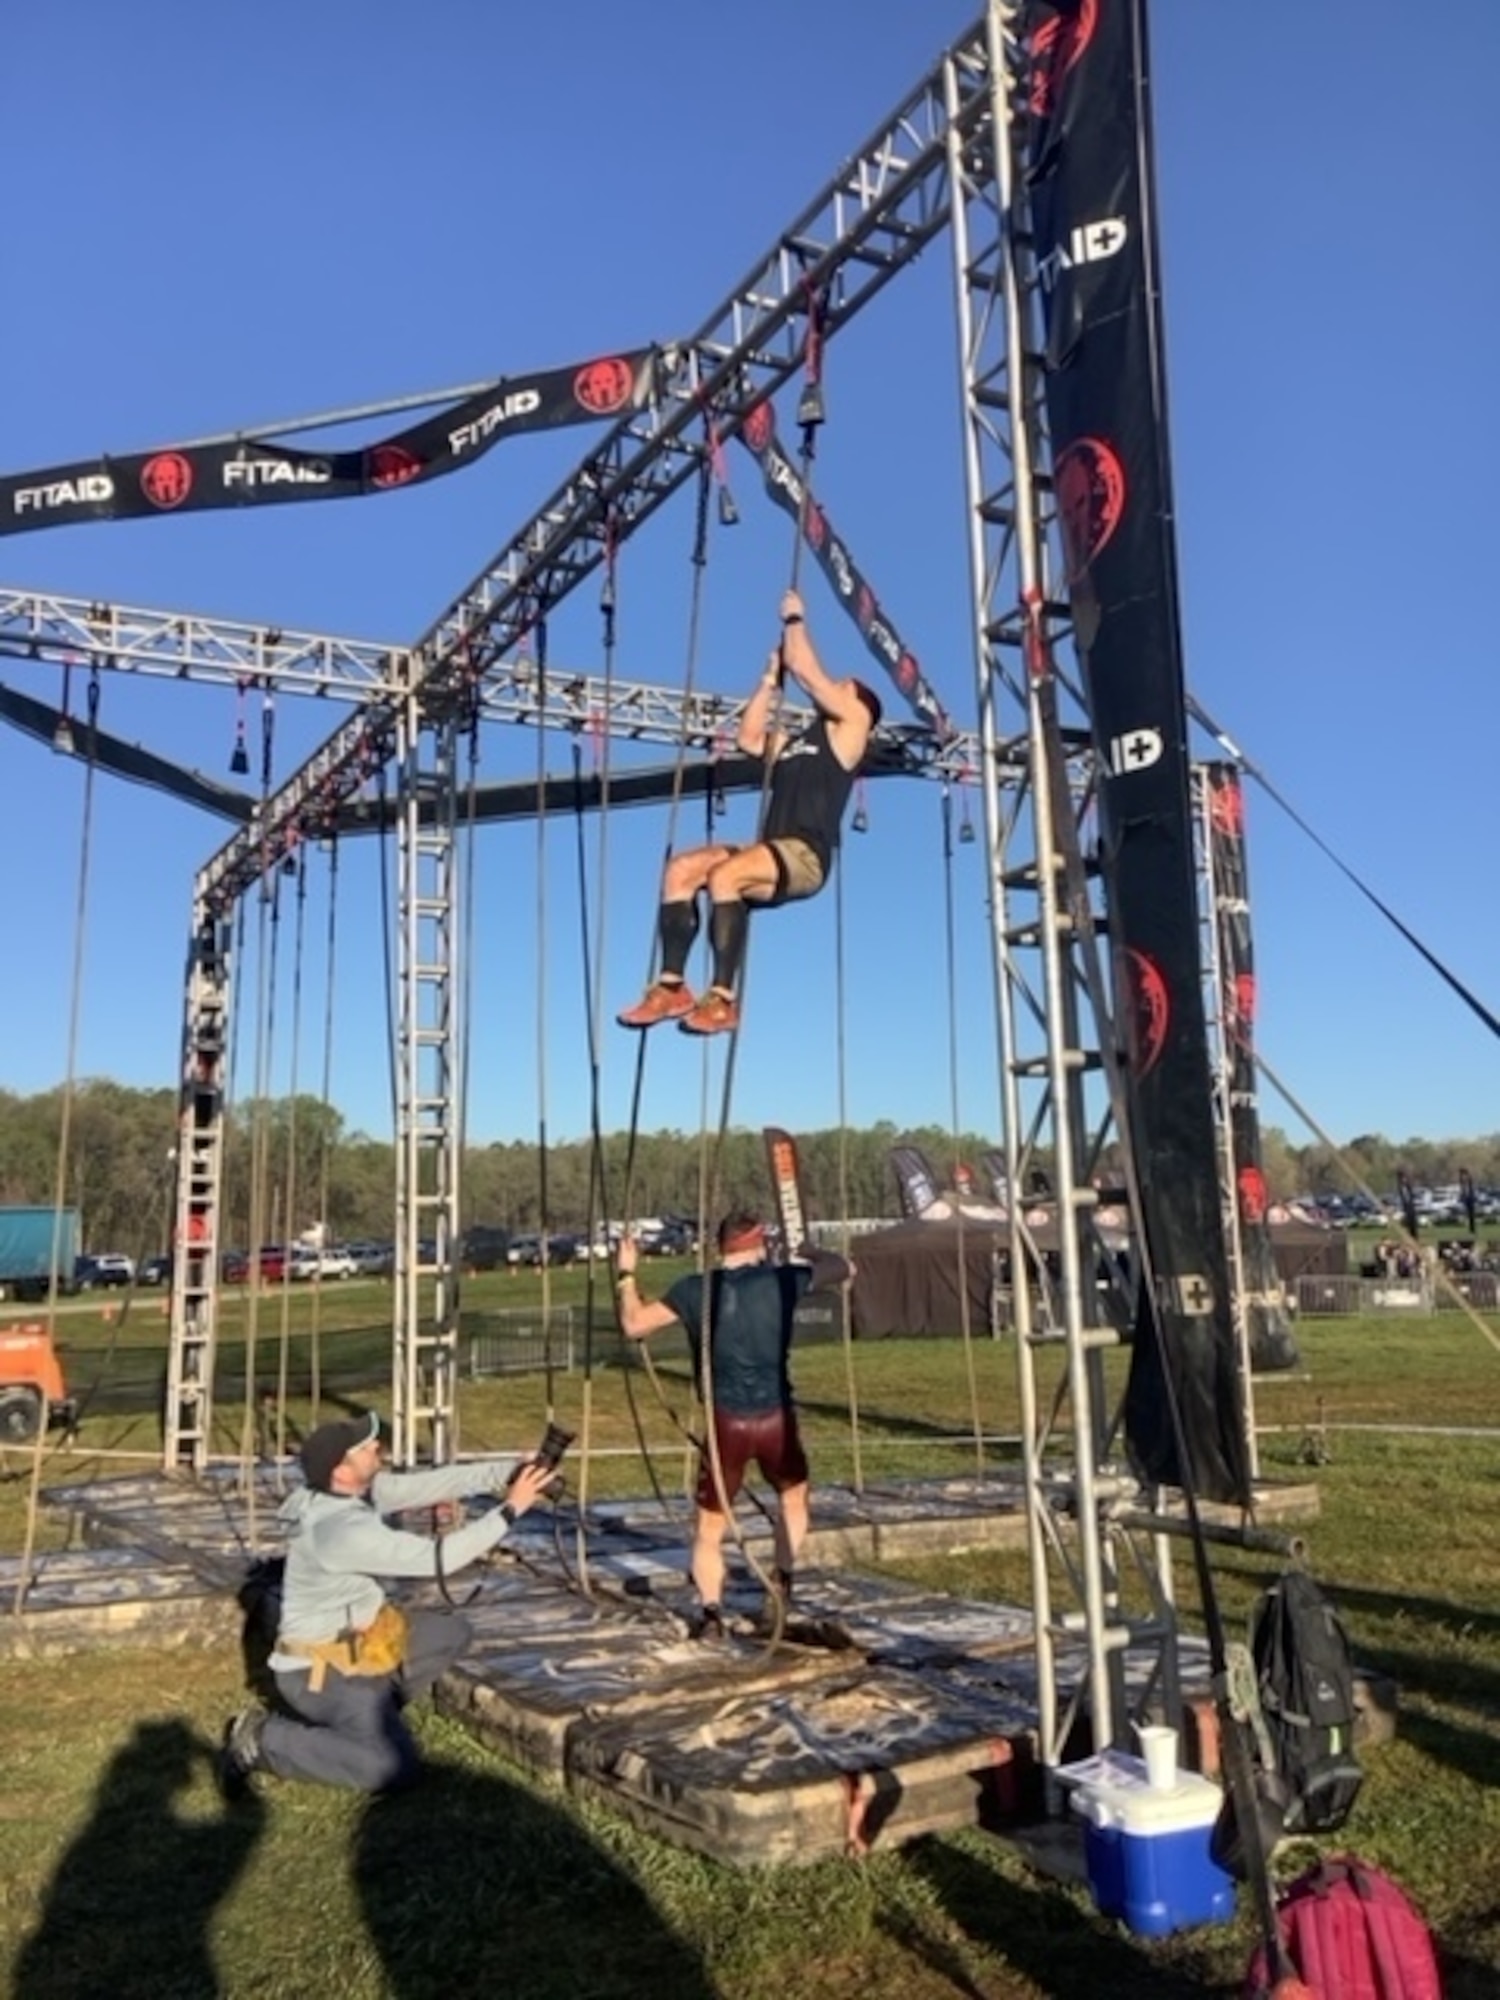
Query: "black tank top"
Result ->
[[760, 716, 855, 872]]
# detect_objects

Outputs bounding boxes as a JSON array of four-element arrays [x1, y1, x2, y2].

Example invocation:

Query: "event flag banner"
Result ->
[[1027, 0, 1251, 1503], [1206, 764, 1300, 1375], [764, 1128, 811, 1261], [0, 349, 658, 537], [737, 403, 953, 739]]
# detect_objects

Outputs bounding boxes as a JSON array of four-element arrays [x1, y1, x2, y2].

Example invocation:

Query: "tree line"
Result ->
[[2, 1079, 1498, 1258]]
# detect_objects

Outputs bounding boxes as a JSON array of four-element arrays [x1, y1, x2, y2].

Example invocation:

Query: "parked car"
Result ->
[[644, 1220, 697, 1258], [507, 1233, 579, 1268], [220, 1247, 288, 1284], [73, 1252, 135, 1290], [460, 1226, 511, 1272], [288, 1245, 357, 1281], [137, 1254, 173, 1286], [346, 1240, 394, 1276]]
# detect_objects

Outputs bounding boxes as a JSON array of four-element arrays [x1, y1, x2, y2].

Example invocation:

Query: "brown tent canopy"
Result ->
[[850, 1218, 1008, 1339]]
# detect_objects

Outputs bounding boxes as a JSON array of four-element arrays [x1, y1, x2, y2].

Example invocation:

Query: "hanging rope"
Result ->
[[14, 669, 102, 1614], [940, 780, 987, 1478], [688, 350, 828, 1639], [451, 678, 484, 1457], [830, 829, 864, 1495], [271, 840, 310, 1483], [308, 831, 342, 1426], [614, 437, 733, 1525], [236, 694, 287, 1543]]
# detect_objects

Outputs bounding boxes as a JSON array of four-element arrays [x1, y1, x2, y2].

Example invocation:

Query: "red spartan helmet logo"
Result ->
[[1122, 947, 1170, 1076], [140, 452, 193, 509], [856, 585, 875, 632], [804, 500, 826, 550], [896, 652, 919, 692], [368, 444, 423, 490], [1030, 0, 1100, 117], [743, 400, 774, 452], [1056, 437, 1125, 582], [1233, 971, 1257, 1048], [1209, 772, 1244, 839], [1238, 1164, 1268, 1227], [573, 356, 634, 415]]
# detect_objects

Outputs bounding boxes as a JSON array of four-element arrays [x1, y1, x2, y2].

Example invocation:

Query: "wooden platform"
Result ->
[[3, 1466, 1331, 1867]]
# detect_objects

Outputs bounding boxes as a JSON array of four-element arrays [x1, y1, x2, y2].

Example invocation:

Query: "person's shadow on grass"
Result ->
[[14, 1718, 265, 2000], [353, 1750, 716, 2000]]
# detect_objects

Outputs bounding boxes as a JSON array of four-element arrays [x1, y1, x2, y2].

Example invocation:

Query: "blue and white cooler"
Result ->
[[1060, 1750, 1237, 1938]]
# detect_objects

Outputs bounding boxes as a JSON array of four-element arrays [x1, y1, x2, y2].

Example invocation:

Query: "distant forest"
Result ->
[[2, 1079, 1498, 1259]]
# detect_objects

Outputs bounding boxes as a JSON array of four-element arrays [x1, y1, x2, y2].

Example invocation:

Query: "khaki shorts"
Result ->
[[766, 838, 826, 905]]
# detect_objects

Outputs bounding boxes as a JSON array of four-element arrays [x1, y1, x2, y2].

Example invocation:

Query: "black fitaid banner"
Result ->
[[1206, 765, 1299, 1375], [0, 349, 657, 537], [737, 404, 953, 739], [1027, 0, 1250, 1503]]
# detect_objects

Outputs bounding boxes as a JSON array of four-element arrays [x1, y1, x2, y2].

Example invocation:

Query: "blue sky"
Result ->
[[2, 1, 1497, 1157]]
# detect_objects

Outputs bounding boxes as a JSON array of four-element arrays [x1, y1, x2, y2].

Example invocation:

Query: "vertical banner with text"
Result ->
[[1027, 0, 1250, 1502], [1207, 765, 1300, 1376]]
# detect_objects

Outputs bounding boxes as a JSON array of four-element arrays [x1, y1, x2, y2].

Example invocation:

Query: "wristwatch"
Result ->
[[500, 1501, 518, 1527]]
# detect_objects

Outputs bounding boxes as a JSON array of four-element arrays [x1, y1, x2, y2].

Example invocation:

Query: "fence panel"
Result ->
[[465, 1306, 576, 1379]]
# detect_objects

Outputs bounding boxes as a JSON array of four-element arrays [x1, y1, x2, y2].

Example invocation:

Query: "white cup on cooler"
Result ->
[[1136, 1723, 1179, 1792]]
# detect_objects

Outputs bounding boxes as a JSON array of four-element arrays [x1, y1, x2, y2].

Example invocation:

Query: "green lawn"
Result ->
[[2, 1310, 1499, 1996]]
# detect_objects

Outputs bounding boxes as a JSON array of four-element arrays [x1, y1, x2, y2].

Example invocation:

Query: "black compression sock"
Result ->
[[658, 899, 700, 981], [708, 899, 749, 994]]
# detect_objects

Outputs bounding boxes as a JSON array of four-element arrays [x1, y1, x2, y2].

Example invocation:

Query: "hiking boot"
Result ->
[[216, 1704, 267, 1804], [679, 990, 740, 1037], [617, 980, 696, 1029]]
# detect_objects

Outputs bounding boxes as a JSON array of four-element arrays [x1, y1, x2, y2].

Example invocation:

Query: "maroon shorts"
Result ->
[[696, 1406, 809, 1511]]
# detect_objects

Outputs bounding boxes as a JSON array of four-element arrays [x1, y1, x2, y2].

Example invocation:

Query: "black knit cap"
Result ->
[[300, 1410, 380, 1492]]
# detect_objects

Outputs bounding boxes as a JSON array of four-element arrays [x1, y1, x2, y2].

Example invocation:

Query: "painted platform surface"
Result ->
[[8, 1466, 1326, 1867], [0, 1545, 228, 1657]]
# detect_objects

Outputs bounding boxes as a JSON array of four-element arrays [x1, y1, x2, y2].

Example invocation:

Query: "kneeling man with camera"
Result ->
[[218, 1410, 565, 1798]]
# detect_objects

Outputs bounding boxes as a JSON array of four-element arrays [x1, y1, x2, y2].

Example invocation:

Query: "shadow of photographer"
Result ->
[[15, 1718, 265, 1999], [353, 1751, 716, 2000]]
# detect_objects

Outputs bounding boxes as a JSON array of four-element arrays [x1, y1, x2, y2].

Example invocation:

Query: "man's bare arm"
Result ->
[[736, 650, 785, 758], [778, 591, 873, 768]]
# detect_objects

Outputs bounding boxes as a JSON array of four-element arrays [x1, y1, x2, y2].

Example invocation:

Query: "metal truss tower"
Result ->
[[945, 2, 1177, 1766], [390, 697, 463, 1467]]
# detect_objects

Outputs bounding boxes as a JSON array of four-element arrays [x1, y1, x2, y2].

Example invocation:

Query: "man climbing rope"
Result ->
[[614, 1212, 852, 1638], [216, 1410, 556, 1799], [617, 587, 881, 1037]]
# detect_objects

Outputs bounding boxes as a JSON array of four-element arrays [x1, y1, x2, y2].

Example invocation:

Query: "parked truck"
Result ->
[[0, 1324, 74, 1441], [0, 1206, 80, 1303]]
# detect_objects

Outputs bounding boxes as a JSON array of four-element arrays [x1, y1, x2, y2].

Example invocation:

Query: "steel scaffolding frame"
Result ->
[[1194, 763, 1261, 1483]]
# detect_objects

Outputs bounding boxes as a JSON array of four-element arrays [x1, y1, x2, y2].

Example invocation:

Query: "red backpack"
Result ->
[[1245, 1859, 1443, 1999]]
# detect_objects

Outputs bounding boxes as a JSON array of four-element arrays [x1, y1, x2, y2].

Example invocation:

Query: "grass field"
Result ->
[[3, 1301, 1499, 1997]]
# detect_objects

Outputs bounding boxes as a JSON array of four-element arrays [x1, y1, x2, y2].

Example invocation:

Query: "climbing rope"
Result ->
[[14, 668, 102, 1615], [940, 779, 987, 1478]]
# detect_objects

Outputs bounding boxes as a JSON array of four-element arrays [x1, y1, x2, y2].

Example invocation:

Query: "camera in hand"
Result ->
[[536, 1421, 576, 1473]]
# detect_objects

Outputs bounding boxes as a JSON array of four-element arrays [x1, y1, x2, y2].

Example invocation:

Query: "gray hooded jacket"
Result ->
[[270, 1456, 523, 1672]]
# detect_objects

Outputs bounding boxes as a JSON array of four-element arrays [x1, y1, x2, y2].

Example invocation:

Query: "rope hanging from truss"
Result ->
[[14, 669, 102, 1614]]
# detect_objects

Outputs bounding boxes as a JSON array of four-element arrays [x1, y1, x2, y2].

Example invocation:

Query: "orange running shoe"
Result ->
[[617, 980, 696, 1029], [680, 990, 740, 1037]]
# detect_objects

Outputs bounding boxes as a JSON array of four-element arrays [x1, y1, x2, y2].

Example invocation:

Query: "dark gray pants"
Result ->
[[260, 1608, 471, 1792]]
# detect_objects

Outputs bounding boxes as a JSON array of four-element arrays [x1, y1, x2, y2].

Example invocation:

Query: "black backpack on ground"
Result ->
[[1251, 1567, 1364, 1836]]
